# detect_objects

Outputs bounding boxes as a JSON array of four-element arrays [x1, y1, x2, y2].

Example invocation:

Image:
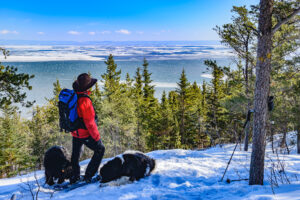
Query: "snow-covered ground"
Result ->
[[1, 132, 300, 200]]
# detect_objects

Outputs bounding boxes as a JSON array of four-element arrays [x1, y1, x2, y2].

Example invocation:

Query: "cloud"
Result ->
[[37, 32, 45, 35], [201, 73, 213, 79], [116, 29, 131, 35], [136, 31, 144, 35], [89, 32, 96, 35], [68, 30, 81, 35], [0, 30, 18, 35], [101, 31, 111, 34], [1, 30, 10, 34]]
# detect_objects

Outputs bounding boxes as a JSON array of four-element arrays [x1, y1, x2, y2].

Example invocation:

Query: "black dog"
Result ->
[[100, 151, 156, 183], [43, 146, 72, 185]]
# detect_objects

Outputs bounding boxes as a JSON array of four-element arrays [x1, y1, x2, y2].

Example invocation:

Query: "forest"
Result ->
[[0, 0, 299, 187]]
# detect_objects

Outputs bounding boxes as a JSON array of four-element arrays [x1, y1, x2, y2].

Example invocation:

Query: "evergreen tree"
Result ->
[[204, 60, 227, 145], [29, 106, 56, 169], [189, 82, 210, 149], [0, 48, 35, 111], [156, 91, 173, 149], [133, 67, 145, 151], [142, 58, 155, 100], [101, 54, 121, 101], [0, 111, 32, 177], [250, 0, 299, 185], [89, 81, 102, 114], [168, 91, 181, 148], [176, 69, 192, 148], [46, 79, 61, 122], [100, 55, 137, 157], [214, 5, 256, 101], [141, 58, 159, 151], [134, 67, 143, 97]]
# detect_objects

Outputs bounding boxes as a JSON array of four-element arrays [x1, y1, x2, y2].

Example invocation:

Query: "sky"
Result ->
[[0, 0, 259, 42]]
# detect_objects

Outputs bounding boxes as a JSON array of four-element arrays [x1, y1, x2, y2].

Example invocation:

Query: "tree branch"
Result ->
[[272, 7, 300, 35], [243, 24, 259, 37]]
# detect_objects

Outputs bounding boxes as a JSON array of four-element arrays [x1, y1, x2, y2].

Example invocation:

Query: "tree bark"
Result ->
[[244, 35, 253, 152], [249, 0, 273, 185]]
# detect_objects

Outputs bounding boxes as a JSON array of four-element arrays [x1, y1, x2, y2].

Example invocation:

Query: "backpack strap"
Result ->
[[77, 93, 92, 102], [76, 93, 98, 126]]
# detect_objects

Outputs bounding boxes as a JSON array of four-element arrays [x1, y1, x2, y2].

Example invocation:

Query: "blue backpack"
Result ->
[[58, 89, 86, 132]]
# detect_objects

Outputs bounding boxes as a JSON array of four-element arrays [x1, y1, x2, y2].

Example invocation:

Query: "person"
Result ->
[[70, 73, 105, 184]]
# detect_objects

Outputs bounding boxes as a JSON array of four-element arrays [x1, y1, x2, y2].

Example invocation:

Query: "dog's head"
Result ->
[[149, 158, 156, 173], [44, 146, 72, 178], [100, 157, 123, 183], [61, 161, 73, 179]]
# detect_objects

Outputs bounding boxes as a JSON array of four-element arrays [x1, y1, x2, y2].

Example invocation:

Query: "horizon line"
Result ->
[[0, 39, 221, 43]]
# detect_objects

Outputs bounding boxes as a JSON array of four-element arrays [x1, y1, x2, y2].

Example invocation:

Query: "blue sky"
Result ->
[[0, 0, 259, 41]]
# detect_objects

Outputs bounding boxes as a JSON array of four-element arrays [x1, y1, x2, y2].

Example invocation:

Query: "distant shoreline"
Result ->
[[1, 42, 233, 62], [0, 40, 222, 46]]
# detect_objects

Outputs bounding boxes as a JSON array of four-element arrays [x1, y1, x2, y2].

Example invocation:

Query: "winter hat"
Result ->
[[72, 73, 97, 92]]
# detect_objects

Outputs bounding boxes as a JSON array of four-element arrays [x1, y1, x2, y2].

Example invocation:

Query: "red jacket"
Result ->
[[71, 91, 100, 141]]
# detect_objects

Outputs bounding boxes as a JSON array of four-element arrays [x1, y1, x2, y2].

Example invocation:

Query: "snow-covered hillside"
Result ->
[[1, 132, 300, 200]]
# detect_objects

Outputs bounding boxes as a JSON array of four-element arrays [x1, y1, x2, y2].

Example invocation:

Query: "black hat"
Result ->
[[72, 73, 97, 92]]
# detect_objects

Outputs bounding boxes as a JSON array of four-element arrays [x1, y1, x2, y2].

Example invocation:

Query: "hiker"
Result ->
[[70, 73, 105, 184]]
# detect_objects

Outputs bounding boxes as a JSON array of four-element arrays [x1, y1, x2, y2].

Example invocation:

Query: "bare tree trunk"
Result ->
[[244, 40, 251, 151], [249, 0, 273, 186]]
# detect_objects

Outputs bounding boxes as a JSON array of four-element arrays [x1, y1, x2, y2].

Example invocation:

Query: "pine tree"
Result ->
[[205, 60, 227, 145], [176, 69, 191, 148], [134, 67, 143, 97], [101, 54, 121, 101], [141, 58, 159, 151], [249, 0, 299, 185], [133, 67, 145, 151], [0, 49, 35, 111], [189, 82, 209, 149], [168, 91, 181, 148], [46, 79, 61, 122], [156, 91, 173, 149], [100, 55, 137, 156], [0, 111, 32, 177], [142, 58, 155, 100], [214, 5, 256, 104], [89, 81, 102, 114]]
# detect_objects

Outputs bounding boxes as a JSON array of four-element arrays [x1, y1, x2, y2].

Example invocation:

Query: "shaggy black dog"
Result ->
[[43, 146, 72, 185], [100, 151, 156, 183]]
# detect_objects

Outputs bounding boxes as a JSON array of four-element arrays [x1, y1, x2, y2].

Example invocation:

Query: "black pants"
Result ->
[[71, 136, 105, 179]]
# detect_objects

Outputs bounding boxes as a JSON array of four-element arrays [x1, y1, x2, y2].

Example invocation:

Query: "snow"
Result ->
[[1, 132, 300, 200]]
